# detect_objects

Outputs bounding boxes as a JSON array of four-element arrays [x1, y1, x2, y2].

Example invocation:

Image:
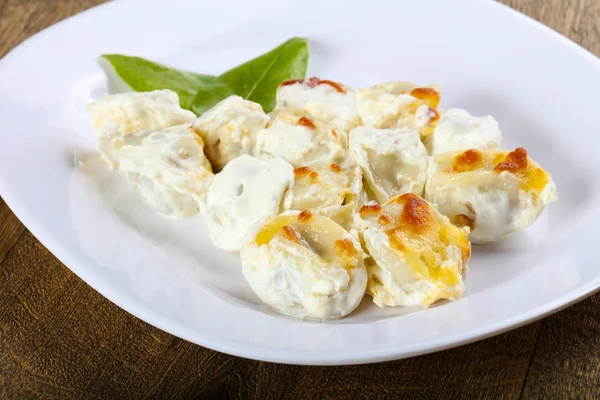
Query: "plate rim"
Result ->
[[1, 0, 600, 365]]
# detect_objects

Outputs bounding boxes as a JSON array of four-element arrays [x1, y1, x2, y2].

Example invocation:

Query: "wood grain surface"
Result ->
[[0, 0, 599, 399]]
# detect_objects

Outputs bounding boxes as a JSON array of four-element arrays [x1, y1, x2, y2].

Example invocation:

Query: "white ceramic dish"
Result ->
[[1, 0, 599, 365]]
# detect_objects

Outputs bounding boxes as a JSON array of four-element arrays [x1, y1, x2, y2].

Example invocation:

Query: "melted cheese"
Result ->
[[290, 161, 362, 229], [241, 211, 367, 319], [355, 194, 469, 307], [355, 81, 441, 138], [254, 108, 348, 168], [87, 90, 196, 167], [277, 77, 360, 134], [349, 126, 428, 203], [492, 148, 551, 192], [425, 148, 557, 243], [192, 95, 269, 171], [114, 124, 214, 217], [445, 148, 551, 193]]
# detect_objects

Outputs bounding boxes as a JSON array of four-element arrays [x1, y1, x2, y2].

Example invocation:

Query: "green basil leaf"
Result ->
[[100, 37, 309, 116], [190, 80, 235, 116], [99, 54, 217, 110], [217, 37, 309, 112]]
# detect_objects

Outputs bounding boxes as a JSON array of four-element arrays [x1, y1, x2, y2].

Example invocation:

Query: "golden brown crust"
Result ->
[[386, 228, 406, 251], [319, 79, 347, 93], [334, 238, 358, 263], [361, 194, 471, 289], [293, 166, 312, 178], [309, 171, 320, 184], [280, 225, 299, 244], [451, 149, 485, 173], [493, 147, 551, 193], [389, 192, 419, 205], [493, 147, 528, 173], [397, 194, 435, 234], [279, 78, 304, 87], [452, 214, 474, 231], [279, 77, 347, 94], [359, 202, 382, 217], [377, 214, 394, 226], [297, 211, 313, 223], [436, 147, 551, 193], [331, 129, 339, 142], [356, 194, 471, 292], [297, 116, 317, 130], [409, 87, 441, 109]]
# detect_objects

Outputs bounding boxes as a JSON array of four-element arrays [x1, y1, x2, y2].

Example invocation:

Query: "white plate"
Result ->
[[1, 0, 599, 366]]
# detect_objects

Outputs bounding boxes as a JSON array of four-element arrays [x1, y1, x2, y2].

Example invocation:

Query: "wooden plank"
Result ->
[[0, 0, 109, 59], [0, 0, 598, 398], [234, 323, 542, 399], [521, 295, 600, 399], [500, 0, 600, 56], [0, 230, 542, 399], [496, 0, 600, 398], [0, 231, 256, 399], [0, 197, 25, 264]]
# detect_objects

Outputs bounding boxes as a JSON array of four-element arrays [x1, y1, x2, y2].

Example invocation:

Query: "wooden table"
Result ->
[[1, 1, 599, 398]]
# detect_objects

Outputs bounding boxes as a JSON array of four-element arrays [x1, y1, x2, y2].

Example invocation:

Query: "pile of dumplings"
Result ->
[[87, 77, 557, 320]]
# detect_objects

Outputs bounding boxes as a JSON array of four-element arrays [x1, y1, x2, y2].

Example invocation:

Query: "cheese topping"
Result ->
[[355, 193, 470, 307], [254, 108, 348, 168], [115, 124, 214, 217], [445, 148, 551, 193], [241, 211, 367, 320], [290, 161, 362, 229], [355, 81, 441, 137], [85, 77, 560, 318], [86, 90, 197, 167], [425, 148, 557, 243], [277, 77, 360, 134], [192, 95, 269, 171]]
